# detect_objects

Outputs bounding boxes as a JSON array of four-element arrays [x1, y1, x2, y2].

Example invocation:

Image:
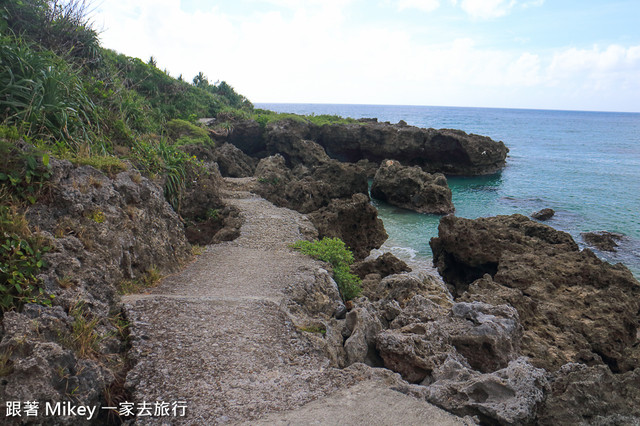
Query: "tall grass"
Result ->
[[0, 34, 97, 146]]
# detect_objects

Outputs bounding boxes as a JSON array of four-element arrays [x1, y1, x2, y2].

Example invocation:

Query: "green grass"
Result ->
[[252, 109, 362, 129], [116, 267, 163, 295], [291, 237, 362, 301]]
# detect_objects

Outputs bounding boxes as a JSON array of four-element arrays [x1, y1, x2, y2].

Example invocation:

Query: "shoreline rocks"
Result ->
[[371, 160, 454, 214], [531, 208, 555, 220], [223, 118, 509, 176], [581, 230, 624, 252]]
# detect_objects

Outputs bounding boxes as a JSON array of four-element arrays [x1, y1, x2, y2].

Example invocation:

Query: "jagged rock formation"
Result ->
[[213, 142, 258, 178], [253, 154, 369, 215], [0, 158, 193, 421], [226, 118, 508, 176], [581, 230, 625, 252], [307, 194, 388, 260], [371, 160, 454, 214], [427, 213, 640, 423]]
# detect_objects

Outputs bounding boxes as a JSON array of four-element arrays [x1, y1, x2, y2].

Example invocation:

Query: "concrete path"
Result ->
[[123, 185, 469, 425]]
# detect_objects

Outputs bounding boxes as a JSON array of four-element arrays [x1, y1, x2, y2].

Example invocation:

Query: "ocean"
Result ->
[[256, 103, 640, 278]]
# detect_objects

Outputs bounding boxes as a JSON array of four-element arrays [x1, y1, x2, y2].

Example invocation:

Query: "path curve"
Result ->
[[123, 183, 469, 425]]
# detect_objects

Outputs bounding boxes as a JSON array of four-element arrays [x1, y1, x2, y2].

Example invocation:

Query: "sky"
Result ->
[[91, 0, 640, 112]]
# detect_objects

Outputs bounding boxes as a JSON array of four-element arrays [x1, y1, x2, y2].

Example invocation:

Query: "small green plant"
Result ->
[[130, 138, 204, 211], [86, 210, 105, 223], [0, 140, 52, 204], [191, 245, 205, 256], [70, 155, 127, 175], [206, 208, 219, 220], [298, 325, 327, 335], [0, 348, 14, 377], [0, 205, 53, 311], [291, 237, 362, 301], [257, 176, 280, 186]]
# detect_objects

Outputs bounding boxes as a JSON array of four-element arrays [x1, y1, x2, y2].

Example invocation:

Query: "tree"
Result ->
[[192, 72, 209, 88]]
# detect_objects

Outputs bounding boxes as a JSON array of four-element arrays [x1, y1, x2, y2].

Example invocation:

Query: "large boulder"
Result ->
[[307, 193, 388, 260], [371, 160, 454, 214], [537, 363, 640, 425], [425, 357, 547, 425], [430, 214, 640, 373], [213, 143, 258, 177], [254, 155, 369, 215]]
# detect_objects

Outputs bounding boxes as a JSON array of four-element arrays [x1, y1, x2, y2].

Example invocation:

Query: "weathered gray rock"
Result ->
[[371, 160, 454, 214], [227, 118, 509, 176], [343, 304, 384, 367], [377, 300, 522, 384], [537, 363, 640, 425], [0, 157, 193, 422], [426, 357, 547, 425], [253, 155, 369, 215], [213, 142, 258, 177], [531, 208, 555, 220], [352, 252, 411, 280], [307, 193, 388, 260]]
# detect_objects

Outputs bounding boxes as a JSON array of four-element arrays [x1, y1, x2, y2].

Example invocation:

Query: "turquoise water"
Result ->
[[257, 103, 640, 277]]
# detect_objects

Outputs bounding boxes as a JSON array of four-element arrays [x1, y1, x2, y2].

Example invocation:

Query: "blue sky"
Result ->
[[93, 0, 640, 112]]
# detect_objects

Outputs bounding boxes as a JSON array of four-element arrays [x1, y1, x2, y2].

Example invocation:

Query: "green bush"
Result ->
[[2, 0, 101, 65], [165, 119, 211, 145], [291, 237, 362, 300], [0, 140, 52, 205], [130, 138, 204, 212], [0, 205, 53, 311]]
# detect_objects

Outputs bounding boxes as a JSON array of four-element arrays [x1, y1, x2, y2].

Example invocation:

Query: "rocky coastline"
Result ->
[[2, 116, 638, 425]]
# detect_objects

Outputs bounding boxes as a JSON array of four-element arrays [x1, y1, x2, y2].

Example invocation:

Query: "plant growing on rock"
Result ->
[[291, 237, 362, 301]]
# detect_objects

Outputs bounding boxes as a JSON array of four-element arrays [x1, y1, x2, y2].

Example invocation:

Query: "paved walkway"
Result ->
[[123, 185, 469, 425]]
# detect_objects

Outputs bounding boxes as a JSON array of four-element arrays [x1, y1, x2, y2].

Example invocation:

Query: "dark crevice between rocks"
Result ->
[[594, 350, 621, 374], [440, 253, 498, 298], [97, 306, 135, 425]]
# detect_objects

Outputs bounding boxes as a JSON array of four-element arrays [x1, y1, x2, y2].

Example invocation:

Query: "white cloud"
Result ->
[[459, 0, 516, 19], [396, 0, 440, 13], [91, 2, 640, 111], [522, 0, 544, 8]]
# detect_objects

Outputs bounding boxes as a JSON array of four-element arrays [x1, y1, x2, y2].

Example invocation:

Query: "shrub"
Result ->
[[0, 205, 53, 311], [0, 140, 52, 204], [291, 237, 362, 300], [165, 119, 211, 146], [130, 138, 205, 211]]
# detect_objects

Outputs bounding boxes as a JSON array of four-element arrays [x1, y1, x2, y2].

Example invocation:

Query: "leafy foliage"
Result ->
[[2, 0, 101, 65], [0, 34, 97, 145], [291, 237, 362, 300], [165, 119, 211, 145], [0, 140, 52, 204], [130, 138, 204, 212], [0, 205, 53, 311], [252, 109, 361, 129]]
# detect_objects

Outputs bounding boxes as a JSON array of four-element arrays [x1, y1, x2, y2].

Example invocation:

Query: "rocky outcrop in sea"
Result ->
[[371, 160, 454, 214]]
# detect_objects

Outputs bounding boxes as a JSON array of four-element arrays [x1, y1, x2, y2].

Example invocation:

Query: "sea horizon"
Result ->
[[256, 102, 640, 116]]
